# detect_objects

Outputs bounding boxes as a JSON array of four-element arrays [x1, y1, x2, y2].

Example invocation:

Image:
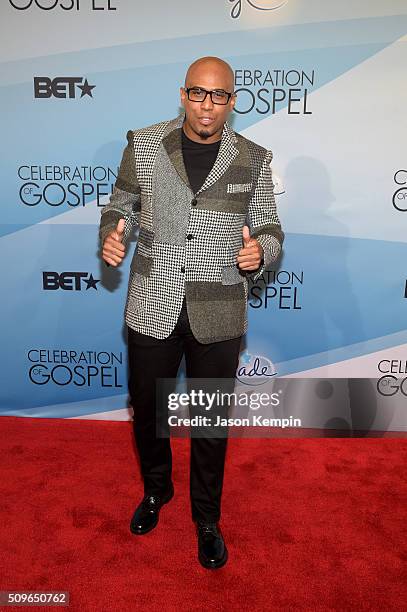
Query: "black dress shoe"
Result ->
[[130, 484, 174, 535], [196, 521, 228, 569]]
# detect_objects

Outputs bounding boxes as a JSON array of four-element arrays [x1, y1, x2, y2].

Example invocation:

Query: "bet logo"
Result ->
[[34, 77, 95, 99], [42, 272, 100, 290]]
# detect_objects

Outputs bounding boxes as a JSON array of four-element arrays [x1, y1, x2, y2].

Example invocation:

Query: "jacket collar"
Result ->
[[161, 110, 239, 196]]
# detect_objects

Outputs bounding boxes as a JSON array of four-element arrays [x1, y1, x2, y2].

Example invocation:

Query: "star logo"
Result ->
[[83, 273, 100, 290], [78, 78, 95, 98]]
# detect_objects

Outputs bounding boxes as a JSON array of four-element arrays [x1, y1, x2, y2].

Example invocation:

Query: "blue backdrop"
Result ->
[[1, 1, 406, 429]]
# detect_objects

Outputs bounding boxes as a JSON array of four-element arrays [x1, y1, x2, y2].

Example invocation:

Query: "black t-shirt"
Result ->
[[181, 127, 221, 195]]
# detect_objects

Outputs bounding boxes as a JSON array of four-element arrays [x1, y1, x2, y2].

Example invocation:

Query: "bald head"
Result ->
[[184, 56, 235, 92]]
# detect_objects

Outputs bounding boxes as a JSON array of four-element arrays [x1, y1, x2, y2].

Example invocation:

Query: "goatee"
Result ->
[[198, 129, 211, 139]]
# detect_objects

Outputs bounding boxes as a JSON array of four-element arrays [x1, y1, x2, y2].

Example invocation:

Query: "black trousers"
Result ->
[[127, 296, 242, 523]]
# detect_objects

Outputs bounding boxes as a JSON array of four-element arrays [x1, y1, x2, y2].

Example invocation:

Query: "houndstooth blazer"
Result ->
[[99, 111, 284, 344]]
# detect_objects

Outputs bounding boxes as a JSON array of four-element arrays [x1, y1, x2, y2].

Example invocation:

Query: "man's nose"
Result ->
[[201, 93, 214, 110]]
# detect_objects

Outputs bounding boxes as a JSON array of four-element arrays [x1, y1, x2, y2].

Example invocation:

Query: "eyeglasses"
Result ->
[[184, 87, 234, 105]]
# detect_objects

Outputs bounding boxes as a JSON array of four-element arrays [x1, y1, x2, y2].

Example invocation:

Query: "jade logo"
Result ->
[[229, 0, 288, 19], [236, 351, 277, 386]]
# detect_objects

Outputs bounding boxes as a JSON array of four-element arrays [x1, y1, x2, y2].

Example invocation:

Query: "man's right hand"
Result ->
[[102, 218, 126, 267]]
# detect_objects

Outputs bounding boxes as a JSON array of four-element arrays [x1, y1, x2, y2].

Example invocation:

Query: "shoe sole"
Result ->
[[198, 547, 228, 569], [130, 487, 174, 536]]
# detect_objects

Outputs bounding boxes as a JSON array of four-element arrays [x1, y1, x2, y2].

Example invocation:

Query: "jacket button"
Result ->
[[186, 234, 193, 240], [191, 198, 197, 206], [180, 266, 185, 273]]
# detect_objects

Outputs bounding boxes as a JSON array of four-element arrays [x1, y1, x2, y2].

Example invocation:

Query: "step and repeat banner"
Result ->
[[1, 1, 407, 430]]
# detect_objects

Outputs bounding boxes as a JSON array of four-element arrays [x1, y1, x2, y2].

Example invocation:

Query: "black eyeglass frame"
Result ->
[[183, 86, 235, 105]]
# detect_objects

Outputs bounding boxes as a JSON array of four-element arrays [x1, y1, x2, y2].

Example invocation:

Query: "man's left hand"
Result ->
[[236, 225, 264, 271]]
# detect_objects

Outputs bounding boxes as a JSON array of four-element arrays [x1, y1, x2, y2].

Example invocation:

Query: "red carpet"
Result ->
[[0, 416, 406, 611]]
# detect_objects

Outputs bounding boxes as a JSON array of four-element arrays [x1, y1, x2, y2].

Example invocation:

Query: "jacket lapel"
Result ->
[[161, 112, 190, 189], [161, 111, 239, 196]]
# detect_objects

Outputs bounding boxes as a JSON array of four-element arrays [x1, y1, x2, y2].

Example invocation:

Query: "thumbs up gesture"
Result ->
[[102, 218, 126, 267], [237, 225, 264, 271]]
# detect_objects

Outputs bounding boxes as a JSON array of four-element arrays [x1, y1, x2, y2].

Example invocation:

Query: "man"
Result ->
[[99, 56, 284, 569]]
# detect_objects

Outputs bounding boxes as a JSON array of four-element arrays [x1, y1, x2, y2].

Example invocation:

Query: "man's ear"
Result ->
[[230, 92, 237, 111], [180, 86, 186, 107]]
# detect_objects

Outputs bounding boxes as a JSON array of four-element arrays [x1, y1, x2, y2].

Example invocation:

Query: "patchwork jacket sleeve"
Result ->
[[98, 130, 141, 247], [246, 149, 284, 283]]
